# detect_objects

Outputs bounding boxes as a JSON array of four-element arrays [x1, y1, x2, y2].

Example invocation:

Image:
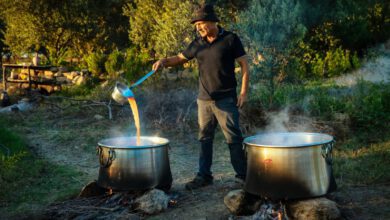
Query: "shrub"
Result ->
[[105, 50, 125, 78], [84, 51, 107, 77], [123, 47, 150, 83], [347, 80, 390, 133]]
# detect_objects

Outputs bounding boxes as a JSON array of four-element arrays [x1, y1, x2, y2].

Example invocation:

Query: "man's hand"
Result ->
[[237, 93, 247, 108], [152, 54, 188, 71], [236, 55, 249, 108], [152, 59, 165, 71]]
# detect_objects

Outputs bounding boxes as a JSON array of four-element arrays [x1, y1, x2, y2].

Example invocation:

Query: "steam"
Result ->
[[258, 106, 314, 134], [108, 125, 137, 138], [263, 107, 290, 132], [335, 56, 390, 86]]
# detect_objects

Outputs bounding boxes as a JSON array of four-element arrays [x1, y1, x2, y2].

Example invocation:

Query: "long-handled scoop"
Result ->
[[129, 70, 156, 89], [111, 70, 156, 104]]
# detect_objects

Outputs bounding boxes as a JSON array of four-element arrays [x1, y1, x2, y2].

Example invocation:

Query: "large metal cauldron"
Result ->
[[97, 136, 172, 191], [244, 132, 334, 199]]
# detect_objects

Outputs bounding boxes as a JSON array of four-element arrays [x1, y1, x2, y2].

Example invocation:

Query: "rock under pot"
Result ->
[[244, 132, 335, 199], [97, 136, 173, 191]]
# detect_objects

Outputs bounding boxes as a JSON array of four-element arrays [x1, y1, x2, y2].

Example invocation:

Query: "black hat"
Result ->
[[191, 4, 220, 24]]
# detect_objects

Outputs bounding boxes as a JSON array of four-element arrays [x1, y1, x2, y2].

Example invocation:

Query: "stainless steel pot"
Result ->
[[97, 136, 172, 191], [244, 132, 334, 199], [111, 82, 133, 104]]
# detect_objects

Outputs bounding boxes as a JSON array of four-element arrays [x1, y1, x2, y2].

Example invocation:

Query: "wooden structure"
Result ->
[[2, 64, 61, 91]]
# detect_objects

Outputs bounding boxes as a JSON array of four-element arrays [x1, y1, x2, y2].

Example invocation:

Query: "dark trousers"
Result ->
[[197, 97, 247, 179]]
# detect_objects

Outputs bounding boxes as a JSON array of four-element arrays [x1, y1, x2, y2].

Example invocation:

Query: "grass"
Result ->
[[333, 133, 390, 187], [0, 117, 85, 218], [0, 76, 389, 217]]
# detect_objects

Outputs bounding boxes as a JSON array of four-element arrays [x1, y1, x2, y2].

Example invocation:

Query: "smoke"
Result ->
[[335, 56, 390, 86]]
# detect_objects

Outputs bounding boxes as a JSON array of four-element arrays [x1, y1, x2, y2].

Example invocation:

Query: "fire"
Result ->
[[128, 97, 141, 145]]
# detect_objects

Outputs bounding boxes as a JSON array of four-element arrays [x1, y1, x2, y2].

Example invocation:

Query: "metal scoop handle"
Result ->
[[129, 70, 156, 89]]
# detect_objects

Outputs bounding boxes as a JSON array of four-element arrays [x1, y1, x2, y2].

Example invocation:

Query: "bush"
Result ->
[[347, 80, 390, 133], [105, 50, 125, 78], [123, 47, 150, 83], [84, 51, 107, 77]]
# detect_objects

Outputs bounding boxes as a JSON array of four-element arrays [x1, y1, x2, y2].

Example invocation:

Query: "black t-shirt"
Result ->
[[182, 28, 246, 100]]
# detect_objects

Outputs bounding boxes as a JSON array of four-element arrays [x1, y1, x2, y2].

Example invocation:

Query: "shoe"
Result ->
[[185, 175, 213, 190]]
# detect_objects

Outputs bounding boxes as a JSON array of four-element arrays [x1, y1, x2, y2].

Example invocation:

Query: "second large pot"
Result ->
[[244, 132, 334, 199], [97, 136, 172, 191]]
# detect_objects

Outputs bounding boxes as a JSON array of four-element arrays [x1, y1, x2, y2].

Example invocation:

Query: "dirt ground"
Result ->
[[2, 99, 389, 220]]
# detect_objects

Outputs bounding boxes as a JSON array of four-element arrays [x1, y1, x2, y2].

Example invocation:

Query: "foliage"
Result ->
[[84, 51, 107, 77], [152, 0, 195, 57], [347, 80, 390, 133], [288, 0, 389, 80], [0, 19, 6, 57], [236, 0, 306, 106], [124, 0, 196, 57], [123, 47, 151, 82], [293, 22, 361, 79], [249, 79, 390, 131], [123, 0, 162, 51], [105, 50, 125, 77], [0, 0, 130, 64], [213, 0, 250, 26], [71, 0, 130, 56]]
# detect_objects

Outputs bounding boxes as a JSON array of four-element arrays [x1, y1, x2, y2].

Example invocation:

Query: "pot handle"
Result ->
[[321, 141, 334, 164], [96, 146, 116, 168], [242, 143, 248, 157]]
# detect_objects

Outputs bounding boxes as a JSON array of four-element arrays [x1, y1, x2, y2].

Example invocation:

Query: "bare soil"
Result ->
[[3, 102, 390, 220]]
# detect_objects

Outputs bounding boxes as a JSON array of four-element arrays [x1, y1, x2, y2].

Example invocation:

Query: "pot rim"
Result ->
[[98, 136, 169, 149], [244, 132, 333, 148]]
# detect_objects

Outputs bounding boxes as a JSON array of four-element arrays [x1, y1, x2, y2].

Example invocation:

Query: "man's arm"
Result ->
[[236, 55, 249, 108], [152, 53, 188, 71]]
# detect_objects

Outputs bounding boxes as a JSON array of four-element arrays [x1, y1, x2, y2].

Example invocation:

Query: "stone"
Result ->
[[58, 66, 68, 72], [56, 76, 68, 83], [64, 71, 79, 80], [44, 70, 54, 78], [134, 189, 169, 215], [74, 76, 86, 85], [6, 86, 17, 95], [224, 189, 245, 214], [287, 197, 342, 220], [100, 80, 109, 88], [94, 114, 104, 120], [0, 91, 10, 107], [50, 67, 59, 72], [78, 181, 106, 198], [224, 189, 262, 215]]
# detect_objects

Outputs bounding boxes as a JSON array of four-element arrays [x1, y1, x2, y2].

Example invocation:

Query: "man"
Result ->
[[152, 4, 249, 190]]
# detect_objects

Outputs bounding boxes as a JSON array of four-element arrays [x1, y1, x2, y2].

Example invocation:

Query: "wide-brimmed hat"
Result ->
[[191, 4, 220, 24]]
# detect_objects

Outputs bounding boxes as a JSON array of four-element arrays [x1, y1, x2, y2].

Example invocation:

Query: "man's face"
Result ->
[[194, 21, 215, 37]]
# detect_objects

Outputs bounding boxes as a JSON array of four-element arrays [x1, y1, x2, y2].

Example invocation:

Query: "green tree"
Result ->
[[0, 0, 130, 65], [0, 19, 6, 67], [0, 0, 76, 63], [152, 0, 195, 57], [123, 0, 163, 51], [72, 0, 130, 57], [237, 0, 306, 104]]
